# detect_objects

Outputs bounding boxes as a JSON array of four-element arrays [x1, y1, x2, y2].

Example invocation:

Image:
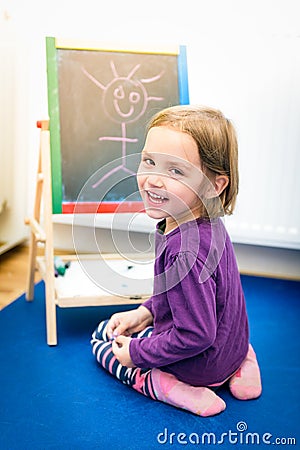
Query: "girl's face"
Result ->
[[137, 126, 207, 233]]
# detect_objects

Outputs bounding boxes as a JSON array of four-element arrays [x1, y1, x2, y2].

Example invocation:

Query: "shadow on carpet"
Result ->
[[0, 275, 299, 449]]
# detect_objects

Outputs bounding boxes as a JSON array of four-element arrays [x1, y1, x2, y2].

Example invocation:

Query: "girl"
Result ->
[[91, 105, 262, 417]]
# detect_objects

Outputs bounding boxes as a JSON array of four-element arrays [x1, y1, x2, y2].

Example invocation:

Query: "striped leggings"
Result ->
[[91, 320, 232, 417], [91, 320, 157, 400]]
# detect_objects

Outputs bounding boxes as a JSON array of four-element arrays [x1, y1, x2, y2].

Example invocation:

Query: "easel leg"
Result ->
[[45, 266, 57, 345], [41, 128, 57, 346], [25, 232, 37, 301], [25, 129, 44, 302]]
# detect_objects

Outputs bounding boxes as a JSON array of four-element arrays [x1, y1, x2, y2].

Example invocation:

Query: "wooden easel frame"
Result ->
[[25, 120, 57, 344], [25, 121, 149, 346]]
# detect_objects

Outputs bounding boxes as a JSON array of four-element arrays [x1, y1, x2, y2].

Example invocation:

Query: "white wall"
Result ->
[[0, 17, 29, 253], [1, 0, 300, 261]]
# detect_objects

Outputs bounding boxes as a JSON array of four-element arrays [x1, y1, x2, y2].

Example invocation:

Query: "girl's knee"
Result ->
[[91, 319, 111, 363], [91, 338, 113, 366], [93, 319, 110, 340]]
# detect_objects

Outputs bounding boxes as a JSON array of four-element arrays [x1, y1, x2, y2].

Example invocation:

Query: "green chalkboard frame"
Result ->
[[46, 37, 189, 214]]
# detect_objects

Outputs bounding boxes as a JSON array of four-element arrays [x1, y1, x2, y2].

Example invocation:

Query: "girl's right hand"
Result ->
[[107, 306, 153, 340]]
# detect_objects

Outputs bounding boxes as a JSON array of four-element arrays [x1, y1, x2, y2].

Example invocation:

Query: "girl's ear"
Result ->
[[214, 175, 229, 196], [206, 175, 229, 198]]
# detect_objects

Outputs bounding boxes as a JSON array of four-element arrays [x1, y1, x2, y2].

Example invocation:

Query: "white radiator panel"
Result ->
[[189, 35, 300, 250]]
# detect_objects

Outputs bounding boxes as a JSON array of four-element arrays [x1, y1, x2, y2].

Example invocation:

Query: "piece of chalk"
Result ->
[[110, 332, 119, 341], [110, 333, 119, 341]]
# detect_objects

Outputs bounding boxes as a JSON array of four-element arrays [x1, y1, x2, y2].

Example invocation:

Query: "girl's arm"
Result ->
[[107, 305, 153, 339], [129, 252, 217, 368]]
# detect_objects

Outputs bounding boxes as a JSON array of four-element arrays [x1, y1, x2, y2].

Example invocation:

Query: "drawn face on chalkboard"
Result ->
[[104, 77, 148, 124], [82, 62, 164, 125]]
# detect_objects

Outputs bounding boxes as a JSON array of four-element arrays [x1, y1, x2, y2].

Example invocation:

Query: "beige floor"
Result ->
[[0, 244, 39, 309], [0, 244, 78, 309]]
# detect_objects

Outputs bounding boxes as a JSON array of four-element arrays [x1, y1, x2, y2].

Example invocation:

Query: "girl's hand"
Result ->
[[112, 336, 135, 368], [107, 306, 153, 340]]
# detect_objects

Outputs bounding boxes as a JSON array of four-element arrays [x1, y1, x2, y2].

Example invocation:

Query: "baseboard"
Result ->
[[233, 243, 300, 280]]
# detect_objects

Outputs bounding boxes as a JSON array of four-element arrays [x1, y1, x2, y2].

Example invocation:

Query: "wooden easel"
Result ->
[[25, 121, 152, 346], [25, 120, 57, 345]]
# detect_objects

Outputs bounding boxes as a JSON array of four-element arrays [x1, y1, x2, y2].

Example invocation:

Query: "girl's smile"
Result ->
[[146, 189, 169, 205]]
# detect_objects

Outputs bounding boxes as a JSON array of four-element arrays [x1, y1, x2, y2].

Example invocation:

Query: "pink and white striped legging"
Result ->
[[91, 319, 157, 400]]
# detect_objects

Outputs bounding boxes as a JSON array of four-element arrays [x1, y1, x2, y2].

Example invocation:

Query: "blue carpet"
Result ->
[[0, 275, 299, 449]]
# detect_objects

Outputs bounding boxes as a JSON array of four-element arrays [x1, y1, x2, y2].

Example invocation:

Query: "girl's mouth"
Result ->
[[146, 190, 168, 205]]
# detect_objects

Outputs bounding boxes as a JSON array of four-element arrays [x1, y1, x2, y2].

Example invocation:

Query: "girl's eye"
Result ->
[[170, 168, 184, 176], [143, 158, 155, 166]]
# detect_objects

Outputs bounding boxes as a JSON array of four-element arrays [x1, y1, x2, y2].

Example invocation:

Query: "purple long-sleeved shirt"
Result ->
[[129, 217, 249, 386]]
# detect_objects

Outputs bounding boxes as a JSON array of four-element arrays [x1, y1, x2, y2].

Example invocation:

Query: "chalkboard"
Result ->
[[46, 37, 189, 214]]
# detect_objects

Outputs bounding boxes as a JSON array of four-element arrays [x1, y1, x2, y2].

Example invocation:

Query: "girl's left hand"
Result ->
[[112, 335, 135, 368]]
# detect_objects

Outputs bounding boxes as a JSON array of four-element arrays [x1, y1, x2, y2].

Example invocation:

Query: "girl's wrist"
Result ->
[[138, 305, 153, 324]]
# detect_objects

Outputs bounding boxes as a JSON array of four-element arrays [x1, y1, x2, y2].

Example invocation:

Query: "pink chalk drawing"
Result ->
[[82, 61, 165, 189]]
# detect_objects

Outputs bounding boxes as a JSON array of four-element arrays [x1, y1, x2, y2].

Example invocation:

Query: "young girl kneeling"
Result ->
[[91, 105, 262, 417]]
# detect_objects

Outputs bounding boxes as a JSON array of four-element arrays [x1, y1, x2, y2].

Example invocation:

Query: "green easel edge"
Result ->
[[46, 37, 63, 214]]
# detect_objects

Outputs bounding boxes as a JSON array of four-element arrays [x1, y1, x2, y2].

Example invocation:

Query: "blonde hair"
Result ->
[[147, 105, 239, 217]]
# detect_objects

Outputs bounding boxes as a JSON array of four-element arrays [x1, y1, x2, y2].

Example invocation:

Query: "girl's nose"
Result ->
[[147, 173, 165, 188]]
